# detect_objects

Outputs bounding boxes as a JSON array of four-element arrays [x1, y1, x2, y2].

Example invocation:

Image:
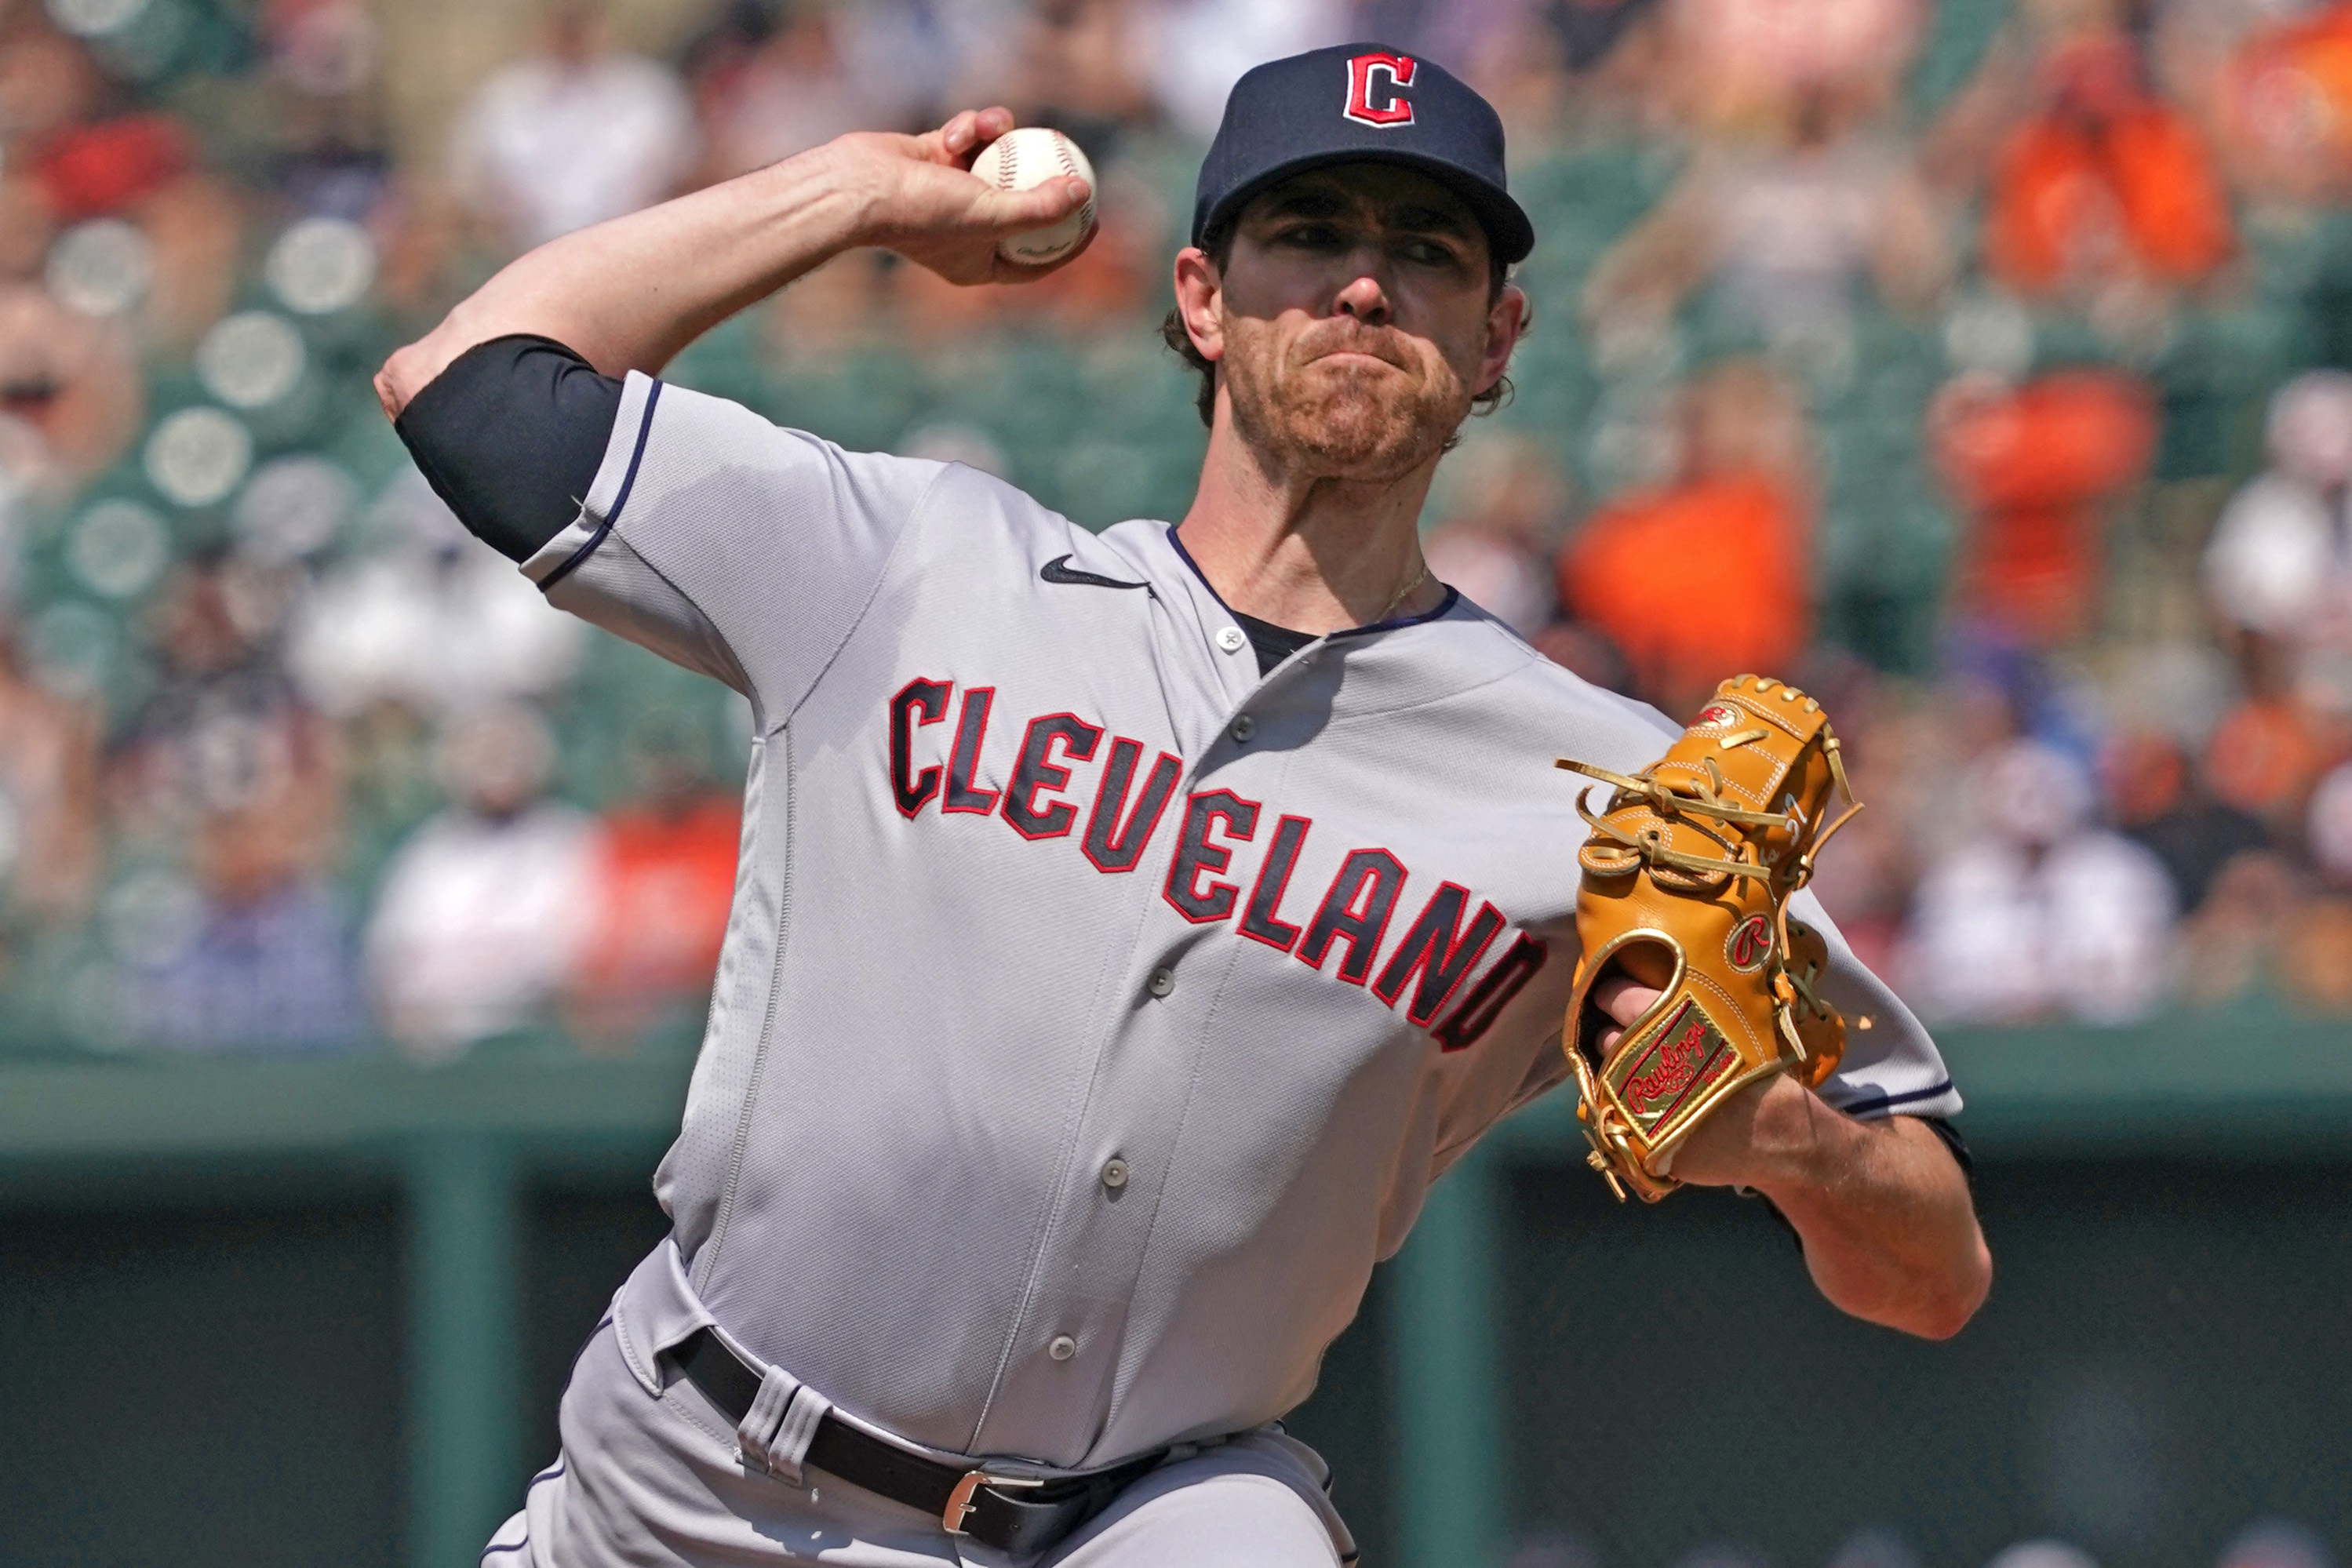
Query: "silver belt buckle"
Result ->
[[942, 1469, 1044, 1535]]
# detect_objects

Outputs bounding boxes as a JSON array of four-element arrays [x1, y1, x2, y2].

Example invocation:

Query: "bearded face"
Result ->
[[1221, 304, 1473, 482], [1196, 166, 1510, 482]]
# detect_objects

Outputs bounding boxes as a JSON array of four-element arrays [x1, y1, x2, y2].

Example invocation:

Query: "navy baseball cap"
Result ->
[[1191, 43, 1535, 266]]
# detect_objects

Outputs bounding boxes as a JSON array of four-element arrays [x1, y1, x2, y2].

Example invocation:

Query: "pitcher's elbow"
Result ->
[[1913, 1235, 1993, 1341], [376, 342, 432, 422]]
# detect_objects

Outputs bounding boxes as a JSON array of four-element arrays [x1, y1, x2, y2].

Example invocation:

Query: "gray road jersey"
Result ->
[[520, 373, 1960, 1472]]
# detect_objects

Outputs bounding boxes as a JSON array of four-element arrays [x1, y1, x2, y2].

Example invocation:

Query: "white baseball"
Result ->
[[970, 127, 1098, 266]]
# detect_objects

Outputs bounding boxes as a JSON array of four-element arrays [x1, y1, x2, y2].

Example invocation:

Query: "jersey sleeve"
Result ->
[[1793, 886, 1961, 1120], [395, 335, 624, 562], [519, 372, 947, 723]]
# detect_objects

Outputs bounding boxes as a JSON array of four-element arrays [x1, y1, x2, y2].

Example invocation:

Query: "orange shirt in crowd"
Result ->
[[1934, 369, 2156, 646], [1985, 42, 2234, 294], [573, 795, 742, 1003], [2205, 698, 2346, 820], [2227, 2, 2352, 195], [1556, 472, 1809, 712]]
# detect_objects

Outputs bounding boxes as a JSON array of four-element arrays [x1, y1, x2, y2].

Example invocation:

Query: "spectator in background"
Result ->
[[2201, 402, 2352, 831], [287, 467, 584, 722], [688, 0, 956, 184], [1903, 737, 2178, 1024], [1133, 0, 1352, 140], [1811, 798, 1916, 977], [1807, 673, 1924, 978], [2293, 762, 2352, 1007], [2201, 664, 2347, 831], [1356, 0, 1673, 145], [1931, 368, 2157, 647], [1583, 71, 1949, 352], [2102, 726, 2266, 914], [262, 0, 395, 224], [1556, 359, 1812, 716], [2205, 372, 2352, 668], [2196, 380, 2352, 841], [988, 0, 1159, 157], [1927, 0, 2235, 307], [0, 282, 142, 504], [107, 558, 359, 1053], [2178, 839, 2301, 1004], [1427, 522, 1556, 638], [113, 859, 364, 1052], [0, 24, 243, 351], [0, 169, 53, 284], [0, 628, 103, 969], [1423, 434, 1574, 639], [364, 703, 595, 1058], [566, 718, 742, 1047], [1663, 0, 1921, 133], [110, 555, 345, 880], [2218, 1, 2352, 205], [289, 467, 583, 881], [450, 0, 697, 251]]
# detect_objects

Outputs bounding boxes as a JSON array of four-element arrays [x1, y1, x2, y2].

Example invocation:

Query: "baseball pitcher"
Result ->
[[377, 44, 1990, 1568]]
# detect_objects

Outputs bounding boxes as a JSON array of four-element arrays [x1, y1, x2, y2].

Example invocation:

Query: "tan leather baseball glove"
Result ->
[[1556, 675, 1861, 1202]]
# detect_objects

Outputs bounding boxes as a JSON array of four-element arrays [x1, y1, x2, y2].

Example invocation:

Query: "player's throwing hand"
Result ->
[[844, 107, 1096, 286]]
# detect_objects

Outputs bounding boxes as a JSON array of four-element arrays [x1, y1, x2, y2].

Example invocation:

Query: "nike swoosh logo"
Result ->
[[1041, 555, 1152, 592]]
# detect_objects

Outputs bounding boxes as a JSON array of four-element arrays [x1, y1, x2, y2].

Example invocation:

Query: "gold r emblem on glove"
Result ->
[[1724, 913, 1771, 972], [1556, 674, 1862, 1202]]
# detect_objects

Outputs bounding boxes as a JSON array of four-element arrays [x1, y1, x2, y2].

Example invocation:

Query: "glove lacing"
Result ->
[[1554, 748, 1861, 890]]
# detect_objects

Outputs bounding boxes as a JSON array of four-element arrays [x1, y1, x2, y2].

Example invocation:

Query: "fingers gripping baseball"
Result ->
[[865, 109, 1094, 286]]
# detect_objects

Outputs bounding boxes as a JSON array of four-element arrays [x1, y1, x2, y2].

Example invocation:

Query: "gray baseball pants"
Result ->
[[482, 1319, 1355, 1566]]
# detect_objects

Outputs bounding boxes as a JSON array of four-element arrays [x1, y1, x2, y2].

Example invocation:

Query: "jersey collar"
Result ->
[[1160, 523, 1463, 642]]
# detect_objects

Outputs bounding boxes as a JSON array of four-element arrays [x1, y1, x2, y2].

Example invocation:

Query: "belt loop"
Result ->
[[772, 1384, 831, 1486], [736, 1364, 829, 1485]]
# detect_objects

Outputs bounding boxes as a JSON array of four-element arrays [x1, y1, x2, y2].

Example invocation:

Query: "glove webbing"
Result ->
[[1553, 752, 1861, 888]]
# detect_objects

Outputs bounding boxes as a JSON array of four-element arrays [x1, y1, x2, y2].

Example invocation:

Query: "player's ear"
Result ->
[[1172, 246, 1225, 363], [1473, 284, 1528, 398]]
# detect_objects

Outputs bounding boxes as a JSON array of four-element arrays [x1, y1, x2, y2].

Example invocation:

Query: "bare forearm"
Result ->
[[1745, 1093, 1991, 1339], [376, 107, 1089, 420], [380, 148, 869, 413], [1592, 978, 1990, 1339]]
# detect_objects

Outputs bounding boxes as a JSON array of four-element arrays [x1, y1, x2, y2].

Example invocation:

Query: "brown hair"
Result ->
[[1157, 219, 1523, 428]]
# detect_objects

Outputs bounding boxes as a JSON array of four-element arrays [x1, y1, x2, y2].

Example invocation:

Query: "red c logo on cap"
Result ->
[[1344, 53, 1417, 128]]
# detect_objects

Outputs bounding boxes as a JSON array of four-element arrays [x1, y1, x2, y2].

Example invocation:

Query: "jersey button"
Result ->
[[1101, 1157, 1130, 1190], [1215, 625, 1247, 654], [1048, 1334, 1078, 1362], [1146, 967, 1175, 999], [1229, 714, 1257, 743]]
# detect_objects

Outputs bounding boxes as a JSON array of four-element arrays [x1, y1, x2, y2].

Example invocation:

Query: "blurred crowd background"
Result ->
[[5, 2, 2352, 1565], [7, 0, 2352, 1056]]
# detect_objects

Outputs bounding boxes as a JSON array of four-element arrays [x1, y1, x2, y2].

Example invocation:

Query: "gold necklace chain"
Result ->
[[1371, 562, 1430, 626]]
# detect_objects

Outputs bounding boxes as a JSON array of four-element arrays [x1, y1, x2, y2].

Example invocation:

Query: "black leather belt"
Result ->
[[661, 1327, 1164, 1555]]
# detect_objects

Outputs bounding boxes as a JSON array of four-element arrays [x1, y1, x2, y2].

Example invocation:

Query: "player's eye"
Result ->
[[1279, 222, 1345, 250]]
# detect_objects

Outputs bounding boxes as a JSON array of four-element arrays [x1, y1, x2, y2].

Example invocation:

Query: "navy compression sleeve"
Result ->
[[393, 334, 624, 562]]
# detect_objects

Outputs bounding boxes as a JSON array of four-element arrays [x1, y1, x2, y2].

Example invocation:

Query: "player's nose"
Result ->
[[1331, 268, 1393, 326]]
